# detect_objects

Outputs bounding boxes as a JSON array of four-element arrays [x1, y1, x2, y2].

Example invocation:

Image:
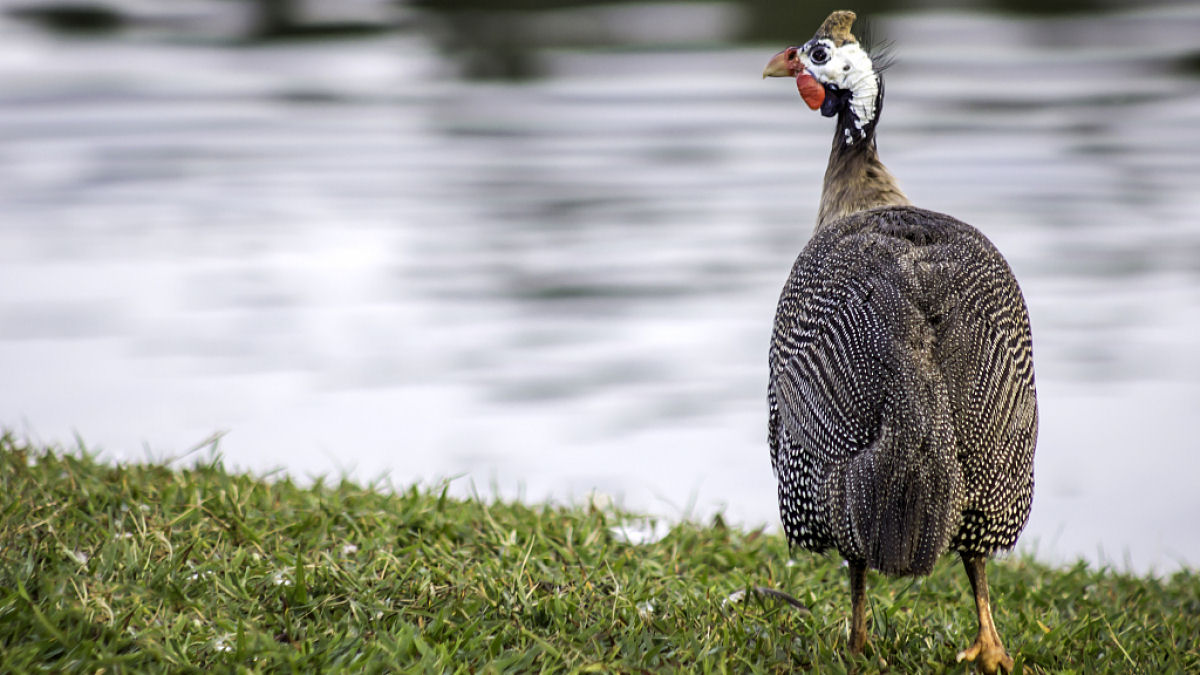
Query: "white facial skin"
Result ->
[[799, 39, 879, 142]]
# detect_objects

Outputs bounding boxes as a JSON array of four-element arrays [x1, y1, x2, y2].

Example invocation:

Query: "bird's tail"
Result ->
[[829, 372, 964, 576]]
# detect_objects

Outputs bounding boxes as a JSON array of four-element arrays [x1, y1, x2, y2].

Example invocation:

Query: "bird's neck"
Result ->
[[815, 102, 910, 232]]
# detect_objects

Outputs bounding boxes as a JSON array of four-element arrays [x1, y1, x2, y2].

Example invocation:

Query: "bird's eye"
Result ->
[[809, 46, 829, 65]]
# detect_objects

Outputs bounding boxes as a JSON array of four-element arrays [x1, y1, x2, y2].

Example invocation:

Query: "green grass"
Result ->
[[1, 434, 1197, 673]]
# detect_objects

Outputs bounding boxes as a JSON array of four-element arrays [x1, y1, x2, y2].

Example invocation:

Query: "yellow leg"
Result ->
[[849, 560, 868, 654], [957, 554, 1015, 674]]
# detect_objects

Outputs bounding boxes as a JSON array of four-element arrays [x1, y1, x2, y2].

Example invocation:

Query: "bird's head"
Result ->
[[763, 10, 882, 145]]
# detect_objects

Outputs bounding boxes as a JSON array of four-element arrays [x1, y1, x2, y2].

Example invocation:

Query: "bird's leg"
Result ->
[[957, 553, 1015, 674], [848, 560, 868, 654]]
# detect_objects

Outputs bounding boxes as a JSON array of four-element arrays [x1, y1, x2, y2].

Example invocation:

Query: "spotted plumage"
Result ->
[[763, 11, 1036, 674], [768, 206, 1036, 573]]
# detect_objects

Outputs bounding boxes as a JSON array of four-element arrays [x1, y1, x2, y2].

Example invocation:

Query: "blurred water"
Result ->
[[2, 1, 1199, 574]]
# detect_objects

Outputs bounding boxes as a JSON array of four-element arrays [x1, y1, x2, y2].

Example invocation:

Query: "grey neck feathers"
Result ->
[[815, 85, 910, 232], [816, 78, 907, 230]]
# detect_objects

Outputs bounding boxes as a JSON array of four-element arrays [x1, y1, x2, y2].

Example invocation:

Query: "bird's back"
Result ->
[[769, 205, 1037, 575]]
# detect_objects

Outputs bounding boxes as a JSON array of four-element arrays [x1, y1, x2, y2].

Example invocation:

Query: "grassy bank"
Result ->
[[1, 435, 1197, 673]]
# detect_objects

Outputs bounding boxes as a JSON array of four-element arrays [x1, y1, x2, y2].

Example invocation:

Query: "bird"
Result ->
[[761, 11, 1037, 674]]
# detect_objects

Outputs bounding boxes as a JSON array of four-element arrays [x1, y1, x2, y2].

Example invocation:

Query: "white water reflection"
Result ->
[[2, 4, 1199, 574]]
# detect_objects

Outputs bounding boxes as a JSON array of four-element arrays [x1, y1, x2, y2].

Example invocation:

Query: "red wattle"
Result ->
[[796, 72, 825, 111]]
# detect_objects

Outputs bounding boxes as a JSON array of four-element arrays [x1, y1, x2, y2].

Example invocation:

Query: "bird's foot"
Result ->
[[956, 629, 1014, 674], [849, 627, 868, 655]]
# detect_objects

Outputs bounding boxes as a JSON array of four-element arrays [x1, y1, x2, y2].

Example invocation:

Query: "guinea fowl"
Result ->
[[762, 11, 1037, 674]]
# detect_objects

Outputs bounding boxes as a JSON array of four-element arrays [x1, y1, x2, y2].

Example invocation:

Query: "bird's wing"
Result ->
[[768, 238, 897, 475]]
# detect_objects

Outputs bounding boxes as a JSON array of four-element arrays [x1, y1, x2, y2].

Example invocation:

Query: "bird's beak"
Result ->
[[762, 47, 799, 78]]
